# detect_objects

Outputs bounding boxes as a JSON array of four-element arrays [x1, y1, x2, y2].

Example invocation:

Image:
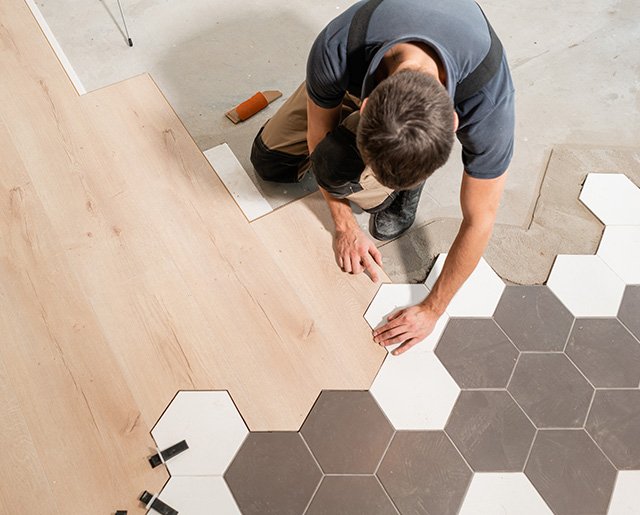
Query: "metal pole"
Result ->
[[115, 0, 133, 47]]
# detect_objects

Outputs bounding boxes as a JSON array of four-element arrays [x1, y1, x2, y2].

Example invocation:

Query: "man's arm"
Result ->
[[307, 98, 383, 282], [373, 171, 507, 355]]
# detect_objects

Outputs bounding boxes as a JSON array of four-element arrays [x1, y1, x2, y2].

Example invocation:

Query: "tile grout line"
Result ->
[[299, 432, 325, 515], [373, 473, 402, 515], [584, 428, 619, 472], [562, 318, 577, 353]]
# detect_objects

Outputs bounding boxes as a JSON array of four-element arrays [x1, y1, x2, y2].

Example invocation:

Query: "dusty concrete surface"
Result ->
[[36, 0, 640, 225], [380, 145, 640, 284]]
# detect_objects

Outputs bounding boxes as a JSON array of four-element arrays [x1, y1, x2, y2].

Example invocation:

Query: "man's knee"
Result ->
[[250, 127, 308, 183]]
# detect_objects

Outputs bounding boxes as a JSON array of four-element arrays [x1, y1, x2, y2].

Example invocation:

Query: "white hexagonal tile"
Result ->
[[370, 351, 460, 430], [579, 173, 640, 226], [151, 391, 248, 476], [597, 226, 640, 285], [609, 471, 640, 514], [459, 473, 552, 514], [547, 255, 626, 316], [153, 476, 241, 515], [425, 255, 505, 317], [364, 283, 449, 352]]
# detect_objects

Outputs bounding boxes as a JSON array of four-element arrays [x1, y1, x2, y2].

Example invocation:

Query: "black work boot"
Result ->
[[369, 183, 425, 241]]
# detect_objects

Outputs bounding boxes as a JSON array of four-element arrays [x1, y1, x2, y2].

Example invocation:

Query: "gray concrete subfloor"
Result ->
[[37, 0, 640, 281]]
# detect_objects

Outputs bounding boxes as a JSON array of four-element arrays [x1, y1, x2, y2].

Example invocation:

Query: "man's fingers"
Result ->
[[350, 255, 363, 275], [392, 338, 419, 356], [342, 255, 352, 273], [373, 320, 402, 338], [370, 246, 383, 268], [377, 326, 407, 343], [387, 309, 405, 321], [361, 254, 379, 282]]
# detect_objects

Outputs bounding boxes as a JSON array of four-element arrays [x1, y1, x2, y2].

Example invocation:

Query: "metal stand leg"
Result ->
[[115, 0, 133, 47]]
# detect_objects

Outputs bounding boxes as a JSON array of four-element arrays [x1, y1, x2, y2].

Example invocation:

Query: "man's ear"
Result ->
[[453, 110, 459, 132], [360, 97, 369, 113]]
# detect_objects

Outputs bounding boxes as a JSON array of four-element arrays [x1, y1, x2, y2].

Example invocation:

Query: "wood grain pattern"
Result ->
[[0, 0, 384, 512]]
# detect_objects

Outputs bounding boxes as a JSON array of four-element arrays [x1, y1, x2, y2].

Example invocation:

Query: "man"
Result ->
[[251, 0, 514, 356]]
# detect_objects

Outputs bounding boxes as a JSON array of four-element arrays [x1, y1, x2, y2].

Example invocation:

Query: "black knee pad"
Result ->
[[250, 127, 308, 183], [310, 125, 365, 197]]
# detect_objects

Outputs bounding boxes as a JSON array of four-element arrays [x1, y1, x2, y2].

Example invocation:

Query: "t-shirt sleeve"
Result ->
[[306, 27, 349, 109], [455, 89, 515, 179]]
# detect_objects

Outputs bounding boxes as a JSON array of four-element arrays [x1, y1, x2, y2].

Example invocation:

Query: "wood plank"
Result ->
[[0, 0, 386, 512]]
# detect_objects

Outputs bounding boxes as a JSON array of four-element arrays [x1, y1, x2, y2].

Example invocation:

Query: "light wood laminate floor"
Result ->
[[0, 0, 386, 512]]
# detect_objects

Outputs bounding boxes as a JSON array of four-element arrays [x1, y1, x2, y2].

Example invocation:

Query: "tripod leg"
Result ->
[[115, 0, 133, 47]]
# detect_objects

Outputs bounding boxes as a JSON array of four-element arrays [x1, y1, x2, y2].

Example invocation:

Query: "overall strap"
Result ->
[[346, 0, 384, 96], [454, 6, 504, 103]]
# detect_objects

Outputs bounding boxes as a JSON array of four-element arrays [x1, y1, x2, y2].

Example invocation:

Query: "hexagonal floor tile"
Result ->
[[445, 391, 536, 472], [619, 285, 640, 341], [435, 318, 519, 389], [508, 353, 594, 428], [566, 318, 640, 388], [224, 432, 322, 515], [579, 173, 640, 225], [525, 430, 616, 515], [156, 476, 240, 514], [586, 390, 640, 470], [370, 350, 460, 430], [425, 254, 505, 317], [547, 255, 626, 317], [151, 391, 248, 476], [377, 431, 472, 515], [598, 226, 640, 284], [306, 476, 397, 515], [363, 283, 449, 352], [300, 391, 394, 474], [494, 285, 574, 351], [458, 473, 552, 514], [608, 471, 640, 514]]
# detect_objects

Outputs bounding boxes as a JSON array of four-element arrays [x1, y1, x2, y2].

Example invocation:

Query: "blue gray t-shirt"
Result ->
[[306, 0, 515, 179]]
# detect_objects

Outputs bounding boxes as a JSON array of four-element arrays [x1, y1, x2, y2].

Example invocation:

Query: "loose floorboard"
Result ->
[[0, 0, 385, 513]]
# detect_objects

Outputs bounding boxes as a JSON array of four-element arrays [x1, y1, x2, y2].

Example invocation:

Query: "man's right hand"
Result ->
[[333, 226, 383, 282]]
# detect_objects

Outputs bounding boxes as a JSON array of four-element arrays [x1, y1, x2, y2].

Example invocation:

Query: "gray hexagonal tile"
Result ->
[[435, 318, 519, 388], [619, 285, 640, 342], [508, 353, 594, 428], [377, 431, 472, 514], [566, 318, 640, 388], [525, 430, 616, 515], [224, 432, 322, 515], [445, 391, 536, 472], [300, 391, 394, 474], [306, 476, 397, 515], [494, 285, 574, 351], [586, 390, 640, 470]]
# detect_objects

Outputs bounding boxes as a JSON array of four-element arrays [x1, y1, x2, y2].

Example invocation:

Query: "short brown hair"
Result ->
[[357, 70, 454, 190]]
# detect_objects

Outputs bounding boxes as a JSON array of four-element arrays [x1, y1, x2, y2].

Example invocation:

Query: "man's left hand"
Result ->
[[372, 304, 440, 356]]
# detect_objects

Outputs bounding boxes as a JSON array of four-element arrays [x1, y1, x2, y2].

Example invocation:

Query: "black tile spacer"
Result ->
[[140, 491, 178, 515], [149, 440, 189, 468], [115, 511, 127, 515]]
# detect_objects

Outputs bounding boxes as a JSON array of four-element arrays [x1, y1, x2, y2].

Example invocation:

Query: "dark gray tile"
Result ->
[[586, 389, 640, 469], [508, 353, 593, 428], [435, 319, 519, 389], [618, 285, 640, 342], [525, 430, 616, 515], [566, 318, 640, 388], [306, 476, 397, 515], [300, 391, 394, 474], [224, 432, 321, 515], [377, 431, 471, 515], [445, 391, 536, 472], [494, 286, 574, 351]]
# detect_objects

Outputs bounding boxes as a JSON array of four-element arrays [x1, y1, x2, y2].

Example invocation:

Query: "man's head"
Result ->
[[357, 70, 456, 190]]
